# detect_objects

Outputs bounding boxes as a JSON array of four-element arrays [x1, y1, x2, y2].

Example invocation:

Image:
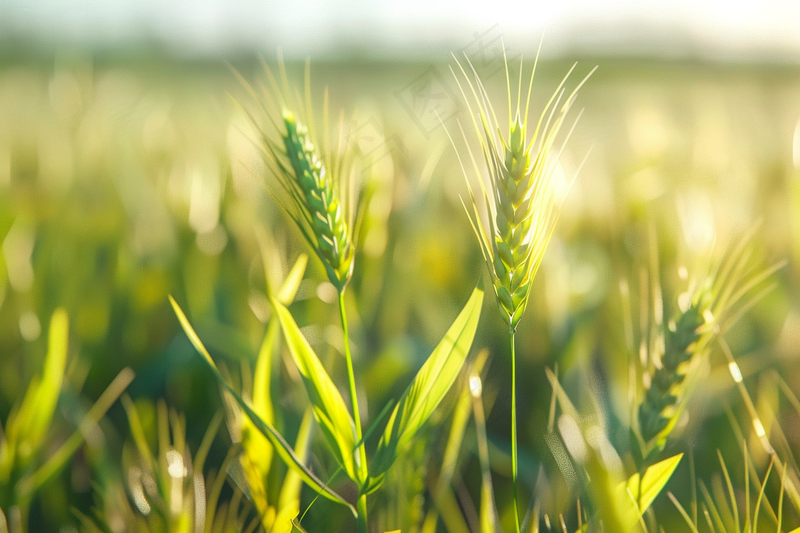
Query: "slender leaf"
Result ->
[[246, 253, 309, 484], [18, 368, 135, 499], [271, 409, 313, 533], [372, 285, 484, 475], [169, 295, 356, 515], [626, 453, 683, 516], [7, 308, 69, 466], [268, 297, 359, 483], [257, 253, 309, 414], [275, 253, 308, 304], [424, 349, 490, 533]]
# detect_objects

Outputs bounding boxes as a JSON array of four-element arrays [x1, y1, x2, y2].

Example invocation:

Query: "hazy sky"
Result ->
[[2, 0, 799, 60]]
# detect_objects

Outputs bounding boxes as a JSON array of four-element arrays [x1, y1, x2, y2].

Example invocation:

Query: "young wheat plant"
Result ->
[[449, 49, 594, 532], [234, 57, 371, 529]]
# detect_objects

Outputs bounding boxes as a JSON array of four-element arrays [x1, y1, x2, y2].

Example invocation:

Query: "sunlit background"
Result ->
[[2, 1, 800, 532], [3, 0, 800, 60]]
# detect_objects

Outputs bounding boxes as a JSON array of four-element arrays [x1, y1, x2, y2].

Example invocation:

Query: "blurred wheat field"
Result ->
[[1, 55, 800, 532]]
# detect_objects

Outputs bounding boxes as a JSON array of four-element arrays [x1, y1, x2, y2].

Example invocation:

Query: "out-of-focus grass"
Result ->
[[0, 54, 799, 531]]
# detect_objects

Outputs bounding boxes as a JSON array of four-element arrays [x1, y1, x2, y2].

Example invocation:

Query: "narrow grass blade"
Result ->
[[247, 251, 308, 486], [274, 408, 314, 532], [268, 296, 359, 483], [668, 492, 699, 533], [700, 480, 727, 533], [18, 368, 135, 499], [276, 254, 308, 304], [372, 285, 484, 475], [473, 377, 498, 533], [717, 450, 739, 532], [169, 295, 356, 515], [423, 349, 490, 533], [8, 308, 69, 463]]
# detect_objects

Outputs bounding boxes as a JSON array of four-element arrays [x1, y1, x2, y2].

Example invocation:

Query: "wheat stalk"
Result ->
[[237, 57, 372, 532], [449, 46, 594, 533]]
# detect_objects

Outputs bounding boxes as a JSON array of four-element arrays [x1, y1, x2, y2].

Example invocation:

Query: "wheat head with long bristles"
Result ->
[[637, 229, 785, 452], [279, 110, 354, 289], [450, 52, 595, 330], [233, 58, 358, 291], [638, 287, 711, 445]]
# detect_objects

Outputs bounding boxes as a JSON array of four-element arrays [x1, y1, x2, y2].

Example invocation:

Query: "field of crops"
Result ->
[[1, 52, 800, 532]]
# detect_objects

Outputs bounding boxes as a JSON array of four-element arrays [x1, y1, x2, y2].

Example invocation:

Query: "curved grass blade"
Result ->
[[470, 375, 499, 533], [268, 297, 359, 483], [421, 349, 490, 533], [372, 285, 484, 476], [168, 295, 356, 515], [546, 368, 627, 532]]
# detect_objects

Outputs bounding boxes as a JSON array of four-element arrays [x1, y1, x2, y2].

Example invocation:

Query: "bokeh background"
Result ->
[[2, 1, 800, 531]]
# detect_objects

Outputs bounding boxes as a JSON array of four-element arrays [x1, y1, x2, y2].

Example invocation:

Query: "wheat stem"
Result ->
[[356, 493, 369, 533], [510, 328, 521, 533], [338, 291, 369, 528]]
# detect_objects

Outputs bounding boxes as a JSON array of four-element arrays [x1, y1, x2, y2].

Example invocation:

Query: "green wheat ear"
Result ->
[[450, 51, 595, 330], [234, 57, 359, 291], [280, 109, 354, 290], [638, 286, 712, 446], [637, 230, 785, 455]]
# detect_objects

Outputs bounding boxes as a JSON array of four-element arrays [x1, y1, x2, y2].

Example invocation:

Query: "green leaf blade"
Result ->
[[269, 298, 359, 482], [168, 295, 356, 516], [373, 285, 484, 475], [626, 453, 684, 517], [8, 308, 70, 467]]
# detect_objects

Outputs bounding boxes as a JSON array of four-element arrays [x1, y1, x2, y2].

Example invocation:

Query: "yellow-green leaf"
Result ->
[[7, 308, 69, 468], [19, 368, 134, 500], [625, 453, 683, 517], [276, 409, 313, 520], [248, 254, 308, 481], [269, 297, 359, 483], [372, 285, 483, 475], [169, 295, 356, 515], [276, 254, 308, 304]]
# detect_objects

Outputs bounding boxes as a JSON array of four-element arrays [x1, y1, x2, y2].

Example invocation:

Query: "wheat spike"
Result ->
[[450, 51, 594, 330], [639, 289, 710, 444], [280, 110, 354, 289], [637, 231, 784, 450], [239, 58, 357, 291]]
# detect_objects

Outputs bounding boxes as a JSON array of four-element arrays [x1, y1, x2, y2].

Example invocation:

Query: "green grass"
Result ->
[[0, 53, 799, 532]]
